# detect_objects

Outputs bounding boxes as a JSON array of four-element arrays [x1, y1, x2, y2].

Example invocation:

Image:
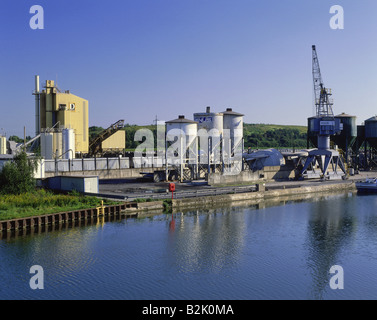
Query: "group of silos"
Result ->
[[40, 128, 75, 160], [165, 107, 244, 174], [307, 112, 377, 169]]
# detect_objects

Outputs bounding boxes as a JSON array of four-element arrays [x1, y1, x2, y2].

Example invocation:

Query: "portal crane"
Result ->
[[299, 45, 346, 180], [312, 45, 334, 118]]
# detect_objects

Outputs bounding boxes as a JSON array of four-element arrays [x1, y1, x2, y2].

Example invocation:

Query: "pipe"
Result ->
[[35, 75, 40, 136]]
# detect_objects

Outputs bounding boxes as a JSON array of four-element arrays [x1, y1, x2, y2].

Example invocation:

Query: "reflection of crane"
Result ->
[[312, 45, 334, 118], [88, 120, 124, 156]]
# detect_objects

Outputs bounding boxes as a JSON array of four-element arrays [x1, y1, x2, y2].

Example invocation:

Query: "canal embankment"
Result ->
[[171, 179, 357, 210], [1, 172, 370, 234]]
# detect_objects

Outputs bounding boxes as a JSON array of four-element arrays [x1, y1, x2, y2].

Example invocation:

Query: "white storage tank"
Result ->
[[0, 136, 7, 155], [53, 131, 63, 158], [193, 106, 223, 136], [166, 115, 198, 163], [222, 108, 244, 153], [40, 132, 54, 159], [62, 128, 75, 159], [194, 106, 224, 164], [166, 115, 197, 147]]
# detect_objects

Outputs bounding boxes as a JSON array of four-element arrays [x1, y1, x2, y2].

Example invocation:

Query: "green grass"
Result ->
[[163, 199, 172, 212], [0, 189, 118, 221], [134, 198, 154, 203]]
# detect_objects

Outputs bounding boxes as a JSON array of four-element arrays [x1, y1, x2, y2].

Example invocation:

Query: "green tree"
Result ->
[[8, 135, 23, 143], [0, 152, 38, 194]]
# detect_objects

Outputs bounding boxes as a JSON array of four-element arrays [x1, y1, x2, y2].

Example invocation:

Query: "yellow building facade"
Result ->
[[39, 80, 89, 154], [101, 130, 126, 152]]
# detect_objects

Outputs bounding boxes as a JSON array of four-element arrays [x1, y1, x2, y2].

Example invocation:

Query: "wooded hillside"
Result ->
[[89, 123, 308, 150]]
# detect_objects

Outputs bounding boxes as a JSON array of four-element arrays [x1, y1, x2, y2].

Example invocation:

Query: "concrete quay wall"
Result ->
[[172, 181, 356, 210], [208, 165, 297, 186]]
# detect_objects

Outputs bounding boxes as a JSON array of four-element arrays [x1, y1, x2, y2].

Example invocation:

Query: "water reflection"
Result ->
[[167, 207, 247, 274], [0, 215, 116, 241], [305, 193, 357, 299], [2, 190, 376, 299], [169, 214, 175, 232]]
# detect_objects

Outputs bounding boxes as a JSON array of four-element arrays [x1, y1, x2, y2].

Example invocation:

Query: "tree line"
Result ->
[[90, 123, 307, 150], [243, 124, 307, 149], [6, 123, 308, 151]]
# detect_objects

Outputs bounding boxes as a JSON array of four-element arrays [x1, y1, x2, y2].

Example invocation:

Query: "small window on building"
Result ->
[[70, 103, 75, 110], [59, 104, 67, 110]]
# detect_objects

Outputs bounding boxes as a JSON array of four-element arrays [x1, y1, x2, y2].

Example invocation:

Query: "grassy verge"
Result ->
[[0, 189, 118, 221]]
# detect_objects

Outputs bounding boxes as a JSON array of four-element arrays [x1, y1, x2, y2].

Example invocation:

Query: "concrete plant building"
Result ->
[[36, 78, 89, 156]]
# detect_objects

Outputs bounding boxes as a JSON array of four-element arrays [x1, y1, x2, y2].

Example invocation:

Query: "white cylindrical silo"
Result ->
[[166, 115, 197, 148], [0, 136, 7, 155], [222, 108, 244, 153], [194, 106, 223, 164], [166, 115, 198, 167], [193, 106, 223, 135], [62, 128, 75, 159], [53, 131, 63, 158], [40, 132, 54, 159]]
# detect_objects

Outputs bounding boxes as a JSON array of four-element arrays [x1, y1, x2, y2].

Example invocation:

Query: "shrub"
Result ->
[[0, 152, 39, 195]]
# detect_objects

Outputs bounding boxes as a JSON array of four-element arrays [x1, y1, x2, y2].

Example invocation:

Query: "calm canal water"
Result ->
[[1, 191, 377, 300]]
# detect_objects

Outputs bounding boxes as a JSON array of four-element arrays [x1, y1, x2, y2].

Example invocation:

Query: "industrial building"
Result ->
[[34, 77, 89, 157], [32, 76, 125, 160], [101, 131, 126, 154], [3, 43, 377, 187], [87, 120, 126, 157], [353, 116, 377, 169]]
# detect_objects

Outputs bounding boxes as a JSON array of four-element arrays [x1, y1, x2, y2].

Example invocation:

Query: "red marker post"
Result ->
[[168, 183, 175, 220], [169, 183, 175, 201]]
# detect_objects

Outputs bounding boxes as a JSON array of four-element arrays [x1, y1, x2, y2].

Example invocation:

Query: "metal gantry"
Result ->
[[312, 45, 334, 118], [300, 45, 346, 180]]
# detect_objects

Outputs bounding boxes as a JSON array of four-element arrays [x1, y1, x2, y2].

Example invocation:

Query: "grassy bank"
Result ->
[[0, 189, 118, 221]]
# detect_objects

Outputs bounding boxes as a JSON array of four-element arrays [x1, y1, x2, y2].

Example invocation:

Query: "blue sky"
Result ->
[[1, 0, 377, 137]]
